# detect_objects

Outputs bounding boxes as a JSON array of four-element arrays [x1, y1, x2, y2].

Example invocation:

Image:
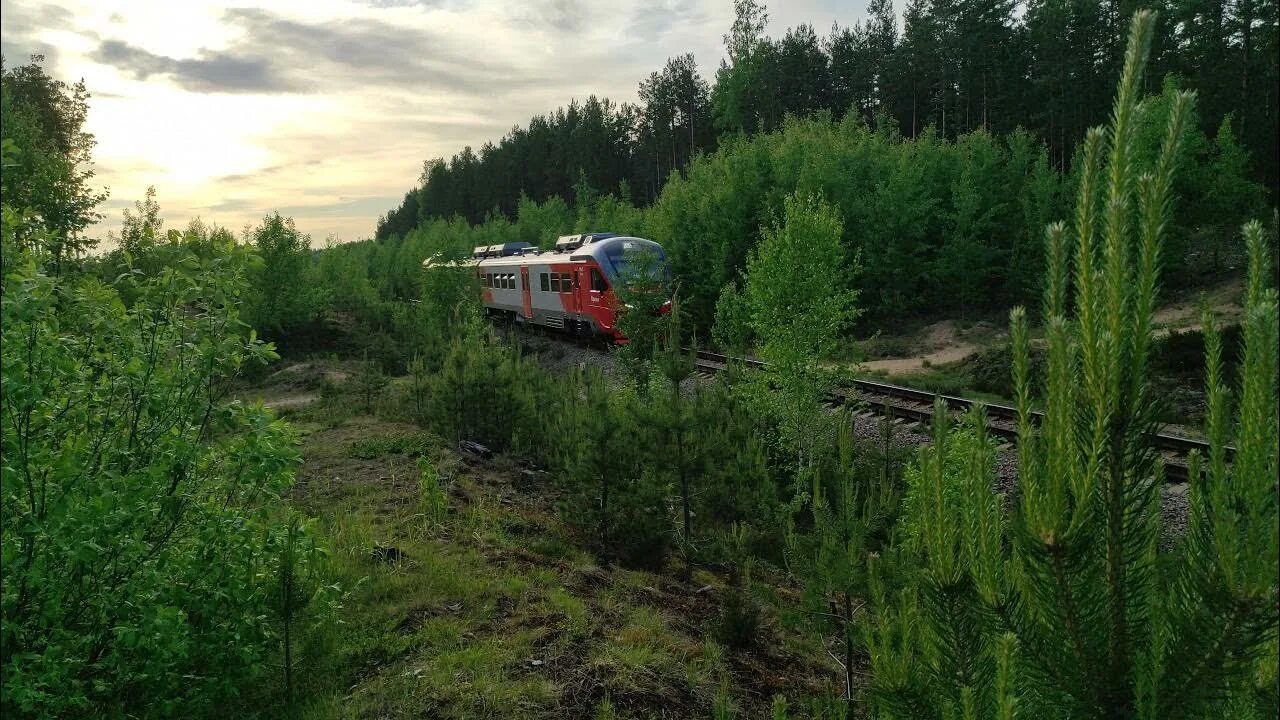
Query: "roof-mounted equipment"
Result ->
[[495, 241, 534, 257], [555, 232, 617, 252]]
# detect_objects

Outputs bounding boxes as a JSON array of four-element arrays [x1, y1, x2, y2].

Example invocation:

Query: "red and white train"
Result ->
[[424, 233, 670, 343]]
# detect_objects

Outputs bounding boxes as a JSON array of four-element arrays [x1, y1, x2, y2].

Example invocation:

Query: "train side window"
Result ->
[[540, 273, 549, 291], [550, 274, 560, 292], [505, 274, 513, 289], [561, 273, 573, 292], [591, 268, 607, 292]]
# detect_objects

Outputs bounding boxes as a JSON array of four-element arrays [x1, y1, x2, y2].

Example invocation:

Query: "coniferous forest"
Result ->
[[376, 0, 1278, 229], [2, 3, 1278, 719]]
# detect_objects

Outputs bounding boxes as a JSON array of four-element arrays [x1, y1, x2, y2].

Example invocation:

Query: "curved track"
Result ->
[[693, 350, 1222, 483]]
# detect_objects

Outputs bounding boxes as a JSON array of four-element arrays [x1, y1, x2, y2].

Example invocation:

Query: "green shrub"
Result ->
[[556, 371, 670, 569], [417, 457, 449, 529], [422, 334, 541, 452], [1, 227, 316, 716]]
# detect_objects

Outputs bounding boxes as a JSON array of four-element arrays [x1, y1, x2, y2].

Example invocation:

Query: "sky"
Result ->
[[3, 0, 871, 245]]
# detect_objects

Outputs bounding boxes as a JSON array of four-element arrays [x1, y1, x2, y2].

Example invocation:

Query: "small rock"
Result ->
[[529, 659, 545, 667], [459, 440, 492, 458], [695, 584, 715, 595]]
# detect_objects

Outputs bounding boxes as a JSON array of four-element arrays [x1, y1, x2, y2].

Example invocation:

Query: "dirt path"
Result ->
[[861, 343, 979, 374], [1151, 276, 1244, 338], [858, 320, 989, 375], [261, 393, 319, 411], [856, 277, 1245, 376]]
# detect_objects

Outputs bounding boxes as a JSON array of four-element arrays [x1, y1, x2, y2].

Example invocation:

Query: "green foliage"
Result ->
[[863, 13, 1279, 718], [351, 358, 389, 413], [1, 216, 313, 716], [422, 333, 543, 453], [243, 212, 327, 341], [789, 415, 903, 703], [716, 524, 763, 650], [417, 457, 450, 530], [745, 191, 858, 364], [271, 512, 338, 714], [117, 185, 164, 252], [556, 370, 670, 569], [348, 432, 437, 460], [0, 56, 105, 270], [710, 279, 753, 353], [614, 247, 676, 391], [738, 191, 859, 479], [366, 5, 1271, 343]]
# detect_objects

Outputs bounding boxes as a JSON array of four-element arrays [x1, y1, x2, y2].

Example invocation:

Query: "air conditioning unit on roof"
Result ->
[[555, 234, 586, 252]]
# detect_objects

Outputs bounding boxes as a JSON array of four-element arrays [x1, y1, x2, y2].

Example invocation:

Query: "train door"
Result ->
[[582, 266, 609, 331], [520, 267, 532, 318], [564, 268, 579, 314]]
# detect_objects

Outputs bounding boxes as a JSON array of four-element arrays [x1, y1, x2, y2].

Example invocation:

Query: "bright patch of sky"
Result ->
[[3, 0, 871, 244]]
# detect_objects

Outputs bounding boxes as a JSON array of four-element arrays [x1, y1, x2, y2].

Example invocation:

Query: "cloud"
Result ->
[[0, 0, 73, 31], [275, 196, 398, 218], [222, 8, 547, 94], [88, 7, 552, 97], [91, 39, 298, 93], [536, 0, 584, 33], [627, 0, 705, 42], [200, 197, 259, 213], [355, 0, 450, 7], [214, 164, 290, 184], [1, 0, 75, 68], [13, 0, 870, 246]]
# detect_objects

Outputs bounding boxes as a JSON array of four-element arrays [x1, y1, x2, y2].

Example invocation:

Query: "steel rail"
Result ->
[[692, 349, 1225, 482]]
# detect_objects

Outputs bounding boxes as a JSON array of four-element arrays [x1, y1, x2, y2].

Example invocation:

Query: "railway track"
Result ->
[[693, 350, 1221, 483]]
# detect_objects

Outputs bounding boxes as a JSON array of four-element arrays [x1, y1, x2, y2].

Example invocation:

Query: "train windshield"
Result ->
[[606, 243, 670, 287]]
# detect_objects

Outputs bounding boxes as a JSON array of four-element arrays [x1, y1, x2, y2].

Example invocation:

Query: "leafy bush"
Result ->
[[1, 226, 318, 716], [242, 212, 327, 342]]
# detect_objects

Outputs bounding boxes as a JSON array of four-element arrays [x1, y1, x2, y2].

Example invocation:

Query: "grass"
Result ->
[[348, 432, 439, 459], [267, 372, 842, 719]]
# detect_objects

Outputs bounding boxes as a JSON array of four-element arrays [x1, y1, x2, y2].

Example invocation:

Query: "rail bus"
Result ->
[[423, 233, 670, 342]]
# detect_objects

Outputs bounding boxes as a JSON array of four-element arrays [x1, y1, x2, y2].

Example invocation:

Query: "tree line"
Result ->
[[376, 0, 1278, 238]]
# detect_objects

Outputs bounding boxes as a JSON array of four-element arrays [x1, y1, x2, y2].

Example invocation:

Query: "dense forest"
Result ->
[[376, 0, 1279, 236], [3, 5, 1279, 720]]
